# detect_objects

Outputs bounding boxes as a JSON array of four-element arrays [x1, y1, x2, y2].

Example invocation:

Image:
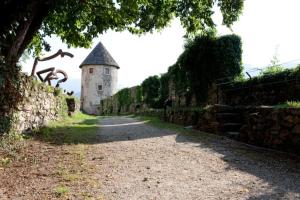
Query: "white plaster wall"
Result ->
[[80, 64, 118, 114]]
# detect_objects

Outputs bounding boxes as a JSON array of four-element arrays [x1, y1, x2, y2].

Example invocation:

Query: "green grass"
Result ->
[[38, 112, 99, 145], [275, 101, 300, 109], [135, 115, 211, 140], [53, 185, 69, 197], [1, 157, 12, 167]]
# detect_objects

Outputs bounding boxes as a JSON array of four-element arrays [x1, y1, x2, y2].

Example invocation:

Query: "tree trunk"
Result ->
[[3, 1, 52, 66]]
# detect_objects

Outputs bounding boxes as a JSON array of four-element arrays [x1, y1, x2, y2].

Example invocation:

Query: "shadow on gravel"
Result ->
[[176, 132, 300, 200], [33, 116, 175, 145], [97, 118, 176, 143]]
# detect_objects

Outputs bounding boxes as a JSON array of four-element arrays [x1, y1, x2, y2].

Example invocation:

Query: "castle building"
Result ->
[[79, 42, 119, 114]]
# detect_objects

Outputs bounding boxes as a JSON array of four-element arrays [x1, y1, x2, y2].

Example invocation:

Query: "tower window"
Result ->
[[89, 68, 94, 74], [104, 67, 110, 75], [98, 85, 103, 91]]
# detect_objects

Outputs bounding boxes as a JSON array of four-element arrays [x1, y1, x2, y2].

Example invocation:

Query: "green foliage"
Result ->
[[0, 0, 243, 59], [260, 46, 284, 76], [46, 85, 54, 93], [224, 65, 300, 90], [214, 35, 243, 78], [141, 75, 161, 108], [260, 65, 285, 76], [112, 34, 242, 109], [117, 88, 131, 110], [53, 185, 69, 197], [170, 34, 243, 104], [53, 88, 62, 96], [1, 157, 12, 167], [286, 101, 300, 108], [275, 101, 300, 109], [135, 86, 143, 103], [159, 73, 171, 103]]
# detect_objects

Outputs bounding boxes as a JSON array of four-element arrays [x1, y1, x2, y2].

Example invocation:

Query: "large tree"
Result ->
[[0, 0, 243, 65]]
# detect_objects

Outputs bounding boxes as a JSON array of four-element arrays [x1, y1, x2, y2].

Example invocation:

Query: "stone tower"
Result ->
[[80, 42, 119, 114]]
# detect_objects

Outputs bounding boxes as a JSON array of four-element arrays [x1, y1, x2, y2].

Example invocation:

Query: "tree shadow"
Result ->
[[33, 116, 176, 145], [95, 116, 176, 143], [175, 132, 300, 199]]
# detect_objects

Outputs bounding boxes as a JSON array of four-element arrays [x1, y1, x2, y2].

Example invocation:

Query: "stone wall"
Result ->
[[239, 107, 300, 152], [0, 74, 78, 135], [100, 86, 148, 115], [136, 106, 300, 154]]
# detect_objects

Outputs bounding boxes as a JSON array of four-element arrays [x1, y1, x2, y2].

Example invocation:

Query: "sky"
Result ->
[[21, 0, 300, 93]]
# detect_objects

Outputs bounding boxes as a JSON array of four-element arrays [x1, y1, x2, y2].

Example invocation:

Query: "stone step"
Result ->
[[219, 123, 243, 132], [216, 113, 243, 123], [214, 104, 235, 113], [225, 132, 240, 139]]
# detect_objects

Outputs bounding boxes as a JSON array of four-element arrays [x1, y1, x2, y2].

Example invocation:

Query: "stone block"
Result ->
[[292, 124, 300, 134]]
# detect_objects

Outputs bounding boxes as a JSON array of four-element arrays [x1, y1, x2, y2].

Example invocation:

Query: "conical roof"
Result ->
[[79, 42, 119, 68]]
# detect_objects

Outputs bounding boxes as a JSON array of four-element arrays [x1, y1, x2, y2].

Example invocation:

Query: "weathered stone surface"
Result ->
[[5, 74, 79, 135]]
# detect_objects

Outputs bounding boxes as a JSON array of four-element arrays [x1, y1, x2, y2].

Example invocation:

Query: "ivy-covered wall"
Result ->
[[99, 34, 243, 114], [0, 73, 77, 136], [170, 34, 242, 105], [100, 86, 146, 115]]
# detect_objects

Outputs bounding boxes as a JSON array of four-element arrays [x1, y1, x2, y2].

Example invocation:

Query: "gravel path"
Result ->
[[88, 116, 300, 200]]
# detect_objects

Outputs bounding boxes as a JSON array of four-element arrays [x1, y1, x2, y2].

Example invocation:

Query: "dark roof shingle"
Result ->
[[79, 42, 119, 68]]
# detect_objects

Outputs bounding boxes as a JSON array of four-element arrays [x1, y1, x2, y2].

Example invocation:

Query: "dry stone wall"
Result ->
[[0, 73, 78, 135], [135, 106, 300, 154], [100, 86, 147, 115], [99, 81, 300, 154], [239, 107, 300, 152]]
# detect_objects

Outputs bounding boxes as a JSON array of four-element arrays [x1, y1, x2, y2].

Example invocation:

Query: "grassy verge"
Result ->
[[135, 115, 211, 140], [1, 112, 102, 198], [275, 101, 300, 109], [38, 112, 99, 145]]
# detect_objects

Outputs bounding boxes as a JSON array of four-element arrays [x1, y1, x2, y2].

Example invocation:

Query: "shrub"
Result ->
[[158, 72, 170, 105], [141, 75, 161, 108], [135, 85, 143, 103], [173, 34, 243, 105], [117, 88, 131, 111], [260, 65, 285, 76], [222, 65, 300, 91]]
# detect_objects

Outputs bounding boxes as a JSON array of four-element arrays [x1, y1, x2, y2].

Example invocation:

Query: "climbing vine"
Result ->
[[0, 64, 23, 135], [135, 86, 143, 103], [102, 33, 243, 111], [141, 75, 161, 108], [170, 34, 243, 104], [117, 88, 131, 111]]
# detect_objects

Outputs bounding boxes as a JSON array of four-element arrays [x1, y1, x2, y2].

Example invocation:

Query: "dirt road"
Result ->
[[88, 116, 300, 200], [1, 115, 300, 199]]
